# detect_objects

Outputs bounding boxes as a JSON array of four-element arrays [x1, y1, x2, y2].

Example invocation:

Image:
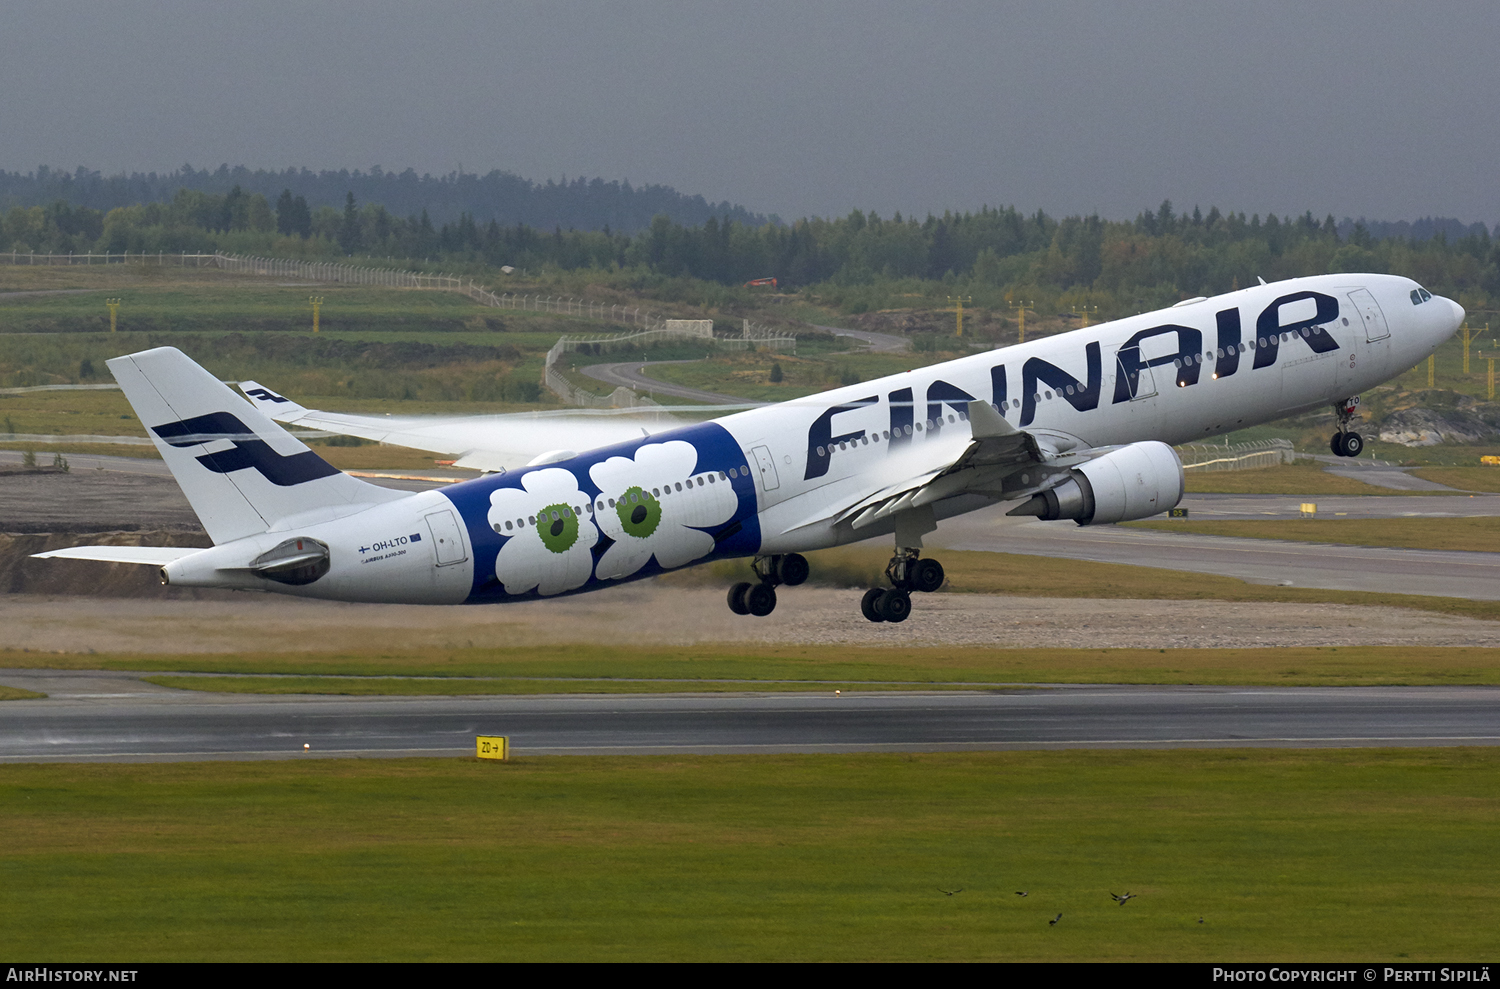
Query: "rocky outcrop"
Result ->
[[1376, 406, 1497, 446]]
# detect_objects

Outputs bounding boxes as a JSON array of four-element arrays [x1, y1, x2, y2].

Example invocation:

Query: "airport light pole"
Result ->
[[1008, 300, 1034, 344], [946, 296, 971, 338], [309, 296, 324, 334], [105, 298, 120, 333]]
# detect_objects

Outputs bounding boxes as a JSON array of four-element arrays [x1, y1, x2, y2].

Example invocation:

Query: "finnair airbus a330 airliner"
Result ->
[[37, 273, 1462, 624]]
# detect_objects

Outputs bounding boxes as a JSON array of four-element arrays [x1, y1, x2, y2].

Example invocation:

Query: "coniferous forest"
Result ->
[[3, 169, 1497, 320]]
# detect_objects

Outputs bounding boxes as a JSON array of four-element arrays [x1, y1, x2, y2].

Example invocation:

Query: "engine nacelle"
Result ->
[[1008, 441, 1184, 526]]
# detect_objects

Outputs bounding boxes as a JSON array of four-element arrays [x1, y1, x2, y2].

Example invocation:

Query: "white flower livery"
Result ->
[[487, 467, 598, 596], [588, 440, 738, 580]]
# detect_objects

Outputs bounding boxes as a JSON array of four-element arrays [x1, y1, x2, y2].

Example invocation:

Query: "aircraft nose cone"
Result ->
[[1450, 298, 1467, 326]]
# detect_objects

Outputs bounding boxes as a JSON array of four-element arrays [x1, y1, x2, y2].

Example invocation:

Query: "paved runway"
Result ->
[[1, 671, 1496, 762], [1169, 492, 1500, 518], [930, 504, 1500, 599]]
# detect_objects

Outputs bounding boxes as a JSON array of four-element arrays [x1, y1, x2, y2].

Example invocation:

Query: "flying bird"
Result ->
[[1014, 891, 1029, 897], [1110, 892, 1137, 905], [1049, 913, 1062, 926], [938, 888, 963, 896]]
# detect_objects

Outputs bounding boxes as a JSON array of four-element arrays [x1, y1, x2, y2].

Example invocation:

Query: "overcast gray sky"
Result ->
[[2, 1, 1495, 224]]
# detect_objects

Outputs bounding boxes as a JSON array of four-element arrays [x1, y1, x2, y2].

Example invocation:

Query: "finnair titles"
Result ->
[[37, 273, 1463, 624]]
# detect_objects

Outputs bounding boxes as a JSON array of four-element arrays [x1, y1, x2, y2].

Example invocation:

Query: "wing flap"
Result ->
[[799, 401, 1088, 535]]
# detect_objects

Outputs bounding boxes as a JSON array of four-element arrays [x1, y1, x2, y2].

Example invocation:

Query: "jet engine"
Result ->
[[1008, 440, 1183, 526]]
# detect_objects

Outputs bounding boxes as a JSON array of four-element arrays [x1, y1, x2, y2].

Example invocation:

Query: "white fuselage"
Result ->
[[161, 273, 1463, 604]]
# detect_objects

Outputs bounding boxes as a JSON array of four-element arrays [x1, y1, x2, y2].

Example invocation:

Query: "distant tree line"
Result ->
[[3, 187, 1498, 316], [0, 164, 770, 234]]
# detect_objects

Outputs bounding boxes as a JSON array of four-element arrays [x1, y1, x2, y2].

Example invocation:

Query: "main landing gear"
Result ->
[[860, 548, 944, 624], [1329, 396, 1364, 457], [727, 553, 809, 617]]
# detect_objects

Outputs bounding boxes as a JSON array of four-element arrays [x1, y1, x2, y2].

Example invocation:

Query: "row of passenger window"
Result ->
[[491, 465, 751, 533], [813, 413, 973, 457]]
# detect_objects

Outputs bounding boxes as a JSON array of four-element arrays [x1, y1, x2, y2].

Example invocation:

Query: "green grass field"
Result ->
[[1128, 515, 1500, 552], [0, 684, 45, 700], [643, 348, 948, 402], [1, 750, 1496, 961]]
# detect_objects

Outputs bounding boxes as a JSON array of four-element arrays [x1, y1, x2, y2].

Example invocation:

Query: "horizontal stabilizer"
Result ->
[[31, 546, 201, 566]]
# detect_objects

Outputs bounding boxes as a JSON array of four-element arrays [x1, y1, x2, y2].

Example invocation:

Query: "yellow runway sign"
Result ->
[[476, 736, 509, 761]]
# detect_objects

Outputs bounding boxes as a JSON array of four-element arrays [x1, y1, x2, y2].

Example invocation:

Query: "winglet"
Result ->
[[239, 381, 308, 421], [967, 399, 1018, 439]]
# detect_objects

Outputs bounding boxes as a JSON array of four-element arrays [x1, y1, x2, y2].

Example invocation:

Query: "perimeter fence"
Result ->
[[1177, 438, 1295, 472]]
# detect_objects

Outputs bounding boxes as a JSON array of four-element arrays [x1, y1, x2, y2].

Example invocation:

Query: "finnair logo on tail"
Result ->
[[152, 412, 339, 487], [244, 387, 290, 404]]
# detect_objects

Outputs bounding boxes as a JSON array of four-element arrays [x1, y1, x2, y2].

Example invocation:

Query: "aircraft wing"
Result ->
[[782, 401, 1114, 538], [237, 381, 684, 473], [835, 401, 1055, 530]]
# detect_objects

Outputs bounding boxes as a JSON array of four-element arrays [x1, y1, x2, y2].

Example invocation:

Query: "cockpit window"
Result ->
[[1411, 287, 1433, 305]]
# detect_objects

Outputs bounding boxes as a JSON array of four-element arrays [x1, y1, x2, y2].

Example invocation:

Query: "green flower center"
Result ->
[[616, 486, 661, 539], [536, 503, 579, 554]]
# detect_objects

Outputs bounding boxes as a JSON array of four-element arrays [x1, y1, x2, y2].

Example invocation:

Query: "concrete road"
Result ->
[[930, 505, 1500, 599], [1324, 468, 1457, 491], [810, 324, 910, 352], [0, 448, 172, 476], [578, 359, 752, 405], [1, 671, 1496, 761]]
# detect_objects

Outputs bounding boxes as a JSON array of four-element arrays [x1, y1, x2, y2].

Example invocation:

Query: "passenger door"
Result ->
[[752, 444, 780, 492], [1347, 288, 1390, 342], [424, 510, 468, 566]]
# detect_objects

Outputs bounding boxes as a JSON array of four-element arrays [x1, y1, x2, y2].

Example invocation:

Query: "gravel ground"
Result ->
[[4, 585, 1498, 654], [0, 469, 201, 532]]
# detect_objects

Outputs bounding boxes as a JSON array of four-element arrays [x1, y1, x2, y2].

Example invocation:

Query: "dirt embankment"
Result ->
[[1, 531, 216, 598]]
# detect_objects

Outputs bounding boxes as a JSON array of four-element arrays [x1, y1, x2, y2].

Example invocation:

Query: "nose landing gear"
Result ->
[[861, 548, 944, 623], [726, 553, 809, 617], [1330, 396, 1364, 457]]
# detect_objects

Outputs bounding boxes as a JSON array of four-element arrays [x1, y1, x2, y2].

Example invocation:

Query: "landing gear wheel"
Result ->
[[1331, 397, 1362, 457], [911, 558, 945, 593], [876, 587, 912, 623], [728, 582, 752, 615], [861, 588, 887, 623], [746, 582, 778, 617], [778, 553, 810, 587]]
